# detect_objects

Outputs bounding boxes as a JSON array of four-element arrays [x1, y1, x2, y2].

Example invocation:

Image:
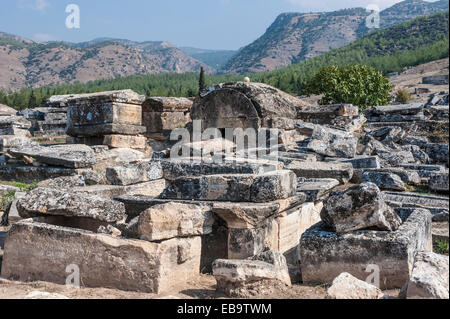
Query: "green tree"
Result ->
[[304, 64, 393, 110], [198, 67, 206, 92]]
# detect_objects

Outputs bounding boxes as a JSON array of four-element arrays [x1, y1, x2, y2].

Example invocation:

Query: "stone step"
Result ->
[[285, 160, 353, 184], [297, 178, 340, 201], [383, 192, 449, 209]]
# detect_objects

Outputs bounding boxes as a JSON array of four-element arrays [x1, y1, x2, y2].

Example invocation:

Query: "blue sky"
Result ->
[[0, 0, 440, 50]]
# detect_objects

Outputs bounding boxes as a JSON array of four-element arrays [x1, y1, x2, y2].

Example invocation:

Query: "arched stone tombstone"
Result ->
[[191, 88, 261, 132]]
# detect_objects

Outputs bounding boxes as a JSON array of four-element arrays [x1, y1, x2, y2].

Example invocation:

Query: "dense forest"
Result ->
[[1, 11, 448, 110]]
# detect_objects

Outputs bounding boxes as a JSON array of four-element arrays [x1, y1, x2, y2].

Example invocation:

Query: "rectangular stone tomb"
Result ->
[[160, 170, 297, 203], [300, 209, 432, 289], [0, 219, 201, 294]]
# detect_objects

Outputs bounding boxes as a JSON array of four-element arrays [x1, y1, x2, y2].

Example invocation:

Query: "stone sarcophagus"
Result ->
[[66, 90, 146, 137]]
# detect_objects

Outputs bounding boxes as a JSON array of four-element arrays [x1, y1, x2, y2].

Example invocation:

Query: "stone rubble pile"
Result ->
[[0, 82, 448, 298]]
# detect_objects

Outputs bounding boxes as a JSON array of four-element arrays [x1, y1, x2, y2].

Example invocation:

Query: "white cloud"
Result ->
[[18, 0, 51, 12], [33, 33, 56, 42]]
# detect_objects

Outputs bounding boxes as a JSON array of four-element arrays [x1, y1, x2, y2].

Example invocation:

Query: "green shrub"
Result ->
[[303, 64, 393, 110], [396, 89, 412, 104]]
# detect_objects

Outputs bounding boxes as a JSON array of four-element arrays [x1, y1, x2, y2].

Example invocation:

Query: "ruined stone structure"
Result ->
[[0, 82, 448, 299]]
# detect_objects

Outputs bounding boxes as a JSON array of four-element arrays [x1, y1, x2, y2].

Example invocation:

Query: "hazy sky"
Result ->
[[0, 0, 441, 50]]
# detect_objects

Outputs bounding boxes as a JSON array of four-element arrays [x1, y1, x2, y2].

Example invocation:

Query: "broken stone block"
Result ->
[[0, 166, 79, 184], [9, 144, 96, 169], [402, 145, 430, 164], [327, 272, 384, 299], [211, 196, 304, 229], [103, 135, 147, 149], [106, 160, 163, 186], [137, 202, 215, 241], [161, 170, 297, 203], [74, 180, 167, 199], [160, 158, 280, 181], [143, 111, 190, 133], [353, 168, 421, 186], [321, 183, 402, 233], [369, 126, 406, 144], [300, 209, 432, 289], [142, 97, 193, 113], [378, 150, 416, 166], [1, 219, 201, 294], [384, 192, 449, 210], [403, 252, 449, 299], [17, 187, 125, 223], [327, 156, 381, 169], [362, 171, 406, 191], [429, 173, 449, 193], [286, 161, 353, 184], [227, 224, 275, 260], [213, 250, 291, 297], [0, 116, 31, 136], [297, 104, 358, 125], [425, 144, 449, 164], [297, 178, 340, 201], [0, 136, 33, 153], [307, 126, 357, 158]]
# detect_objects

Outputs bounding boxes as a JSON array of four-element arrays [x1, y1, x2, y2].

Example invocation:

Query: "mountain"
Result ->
[[222, 0, 449, 74], [180, 47, 238, 69], [0, 37, 214, 92]]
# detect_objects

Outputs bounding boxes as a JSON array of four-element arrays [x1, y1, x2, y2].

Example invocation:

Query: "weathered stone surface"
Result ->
[[429, 173, 449, 193], [191, 82, 306, 130], [327, 156, 380, 169], [0, 166, 78, 183], [0, 136, 33, 152], [383, 192, 449, 210], [297, 178, 339, 201], [425, 144, 449, 164], [362, 171, 406, 191], [143, 111, 190, 133], [422, 75, 449, 85], [137, 202, 215, 241], [66, 89, 145, 106], [213, 250, 291, 297], [369, 126, 406, 144], [1, 219, 201, 293], [0, 103, 17, 116], [353, 168, 421, 186], [321, 183, 402, 233], [142, 97, 193, 112], [161, 170, 297, 203], [402, 145, 430, 164], [286, 161, 353, 184], [0, 116, 31, 135], [366, 103, 424, 122], [103, 135, 147, 149], [66, 123, 146, 137], [298, 104, 358, 122], [106, 160, 163, 186], [74, 180, 167, 199], [160, 158, 280, 181], [404, 252, 449, 299], [9, 144, 96, 169], [17, 188, 125, 223], [307, 126, 357, 158], [378, 150, 416, 166], [301, 209, 432, 289], [327, 272, 383, 299]]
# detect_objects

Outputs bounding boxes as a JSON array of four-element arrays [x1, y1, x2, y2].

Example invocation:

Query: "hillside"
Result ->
[[222, 0, 449, 74], [1, 11, 448, 110], [180, 47, 237, 69], [0, 37, 214, 92]]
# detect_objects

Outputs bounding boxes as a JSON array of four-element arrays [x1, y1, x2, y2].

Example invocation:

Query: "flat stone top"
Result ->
[[0, 104, 17, 116], [142, 97, 193, 112], [287, 160, 353, 170], [298, 104, 358, 116], [9, 144, 96, 169], [65, 90, 145, 105], [383, 192, 449, 209], [370, 103, 423, 114], [302, 209, 431, 242]]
